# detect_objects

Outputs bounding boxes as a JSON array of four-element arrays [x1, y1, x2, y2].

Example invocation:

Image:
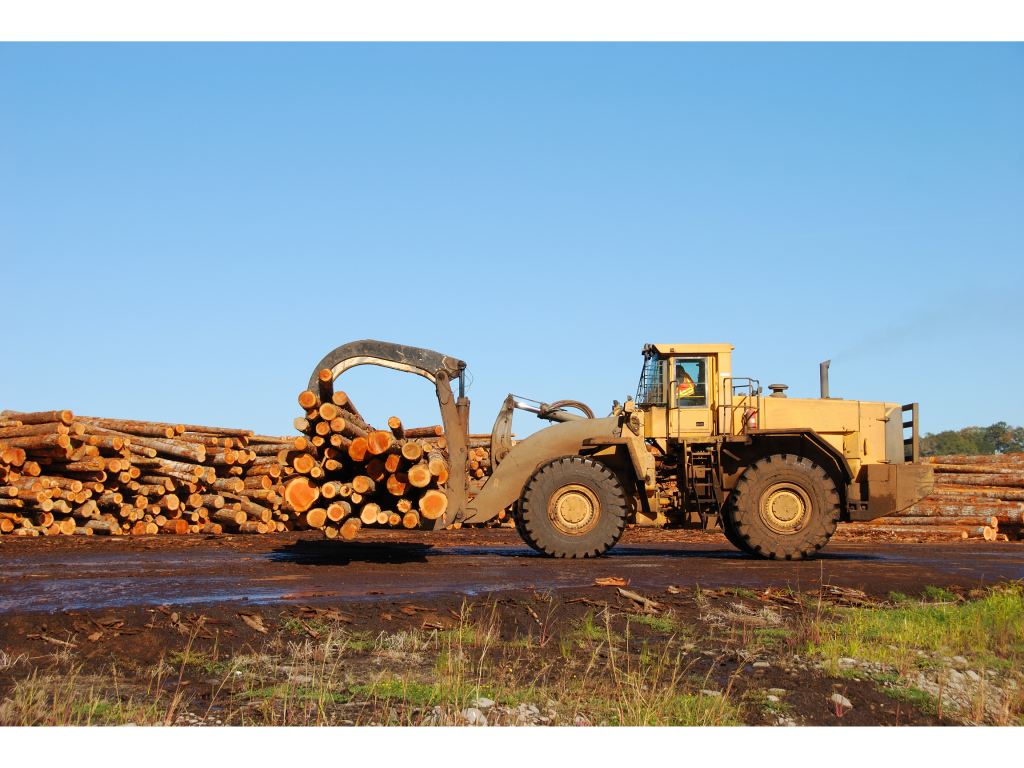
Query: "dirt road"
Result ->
[[2, 529, 1022, 614]]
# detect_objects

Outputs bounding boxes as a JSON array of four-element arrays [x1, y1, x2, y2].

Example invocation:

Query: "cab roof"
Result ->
[[651, 344, 734, 355]]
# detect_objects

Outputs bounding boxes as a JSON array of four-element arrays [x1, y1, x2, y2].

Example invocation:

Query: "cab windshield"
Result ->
[[674, 356, 708, 408]]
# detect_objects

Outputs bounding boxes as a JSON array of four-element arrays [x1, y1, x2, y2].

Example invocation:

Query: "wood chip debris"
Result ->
[[237, 612, 268, 634], [617, 588, 663, 615], [593, 576, 630, 587]]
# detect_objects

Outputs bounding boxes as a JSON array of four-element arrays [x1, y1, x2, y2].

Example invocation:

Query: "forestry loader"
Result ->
[[311, 341, 934, 560]]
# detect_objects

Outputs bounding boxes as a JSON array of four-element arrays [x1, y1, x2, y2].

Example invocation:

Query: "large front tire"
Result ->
[[726, 454, 840, 560], [720, 507, 756, 555], [517, 457, 628, 558]]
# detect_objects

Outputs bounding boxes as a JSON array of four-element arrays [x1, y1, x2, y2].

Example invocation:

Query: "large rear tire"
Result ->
[[726, 454, 840, 560], [517, 456, 628, 558]]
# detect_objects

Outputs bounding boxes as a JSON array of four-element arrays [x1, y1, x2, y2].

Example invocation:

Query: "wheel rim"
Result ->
[[759, 482, 812, 535], [547, 483, 601, 536]]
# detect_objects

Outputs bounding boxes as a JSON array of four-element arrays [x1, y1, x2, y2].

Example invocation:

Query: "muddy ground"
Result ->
[[1, 528, 1021, 726], [2, 527, 1022, 613]]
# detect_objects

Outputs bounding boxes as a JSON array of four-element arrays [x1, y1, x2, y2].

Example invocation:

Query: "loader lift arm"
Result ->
[[309, 340, 470, 529]]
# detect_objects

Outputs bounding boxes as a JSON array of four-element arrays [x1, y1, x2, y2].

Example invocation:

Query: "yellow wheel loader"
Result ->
[[312, 341, 933, 560]]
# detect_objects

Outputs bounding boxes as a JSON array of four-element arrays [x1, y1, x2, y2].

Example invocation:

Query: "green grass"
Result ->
[[806, 583, 1024, 669], [885, 684, 939, 715], [923, 586, 960, 603], [573, 609, 622, 644], [629, 614, 678, 634], [279, 617, 333, 636]]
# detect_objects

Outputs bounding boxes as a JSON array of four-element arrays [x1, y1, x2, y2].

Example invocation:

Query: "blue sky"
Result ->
[[1, 44, 1021, 438]]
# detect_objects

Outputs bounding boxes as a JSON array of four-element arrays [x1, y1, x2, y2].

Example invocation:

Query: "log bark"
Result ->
[[426, 448, 447, 477], [180, 424, 253, 438], [840, 523, 968, 537], [330, 416, 369, 440], [83, 426, 206, 463], [77, 416, 177, 438], [213, 509, 247, 526], [86, 519, 121, 534], [1, 433, 71, 451], [866, 515, 998, 527], [926, 454, 1024, 466], [934, 473, 1024, 488], [237, 521, 269, 534], [247, 463, 283, 478], [0, 409, 73, 426], [209, 477, 245, 494], [0, 422, 71, 439], [331, 391, 363, 422], [402, 425, 444, 438], [318, 368, 335, 402], [330, 434, 353, 451]]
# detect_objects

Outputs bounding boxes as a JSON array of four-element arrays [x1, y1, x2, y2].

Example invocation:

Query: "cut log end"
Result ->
[[418, 489, 448, 520], [284, 477, 320, 513]]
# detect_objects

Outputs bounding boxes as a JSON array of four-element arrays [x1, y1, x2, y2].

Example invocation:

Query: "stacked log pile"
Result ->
[[0, 409, 326, 538], [282, 372, 453, 539], [840, 453, 1024, 541]]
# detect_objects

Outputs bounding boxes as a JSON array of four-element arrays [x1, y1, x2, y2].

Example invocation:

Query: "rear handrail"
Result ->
[[902, 403, 920, 463], [720, 378, 760, 435]]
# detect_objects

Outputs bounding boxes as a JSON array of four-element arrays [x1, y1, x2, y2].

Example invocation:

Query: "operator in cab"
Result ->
[[674, 358, 706, 407]]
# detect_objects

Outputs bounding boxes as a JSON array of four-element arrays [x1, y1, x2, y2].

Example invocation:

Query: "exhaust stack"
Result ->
[[820, 360, 830, 399]]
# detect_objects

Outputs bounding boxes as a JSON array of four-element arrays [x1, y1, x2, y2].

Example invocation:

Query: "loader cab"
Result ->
[[636, 343, 734, 441]]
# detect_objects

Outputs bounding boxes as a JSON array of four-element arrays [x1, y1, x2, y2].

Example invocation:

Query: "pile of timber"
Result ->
[[283, 371, 455, 540], [840, 453, 1024, 541], [0, 409, 331, 538]]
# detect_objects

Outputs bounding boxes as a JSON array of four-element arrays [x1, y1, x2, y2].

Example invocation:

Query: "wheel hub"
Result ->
[[548, 484, 601, 536], [759, 483, 811, 535]]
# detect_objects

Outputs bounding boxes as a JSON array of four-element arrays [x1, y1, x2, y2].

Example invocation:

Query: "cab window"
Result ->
[[673, 356, 708, 408]]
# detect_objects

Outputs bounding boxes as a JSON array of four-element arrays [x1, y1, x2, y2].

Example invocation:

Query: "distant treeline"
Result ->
[[920, 422, 1024, 457]]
